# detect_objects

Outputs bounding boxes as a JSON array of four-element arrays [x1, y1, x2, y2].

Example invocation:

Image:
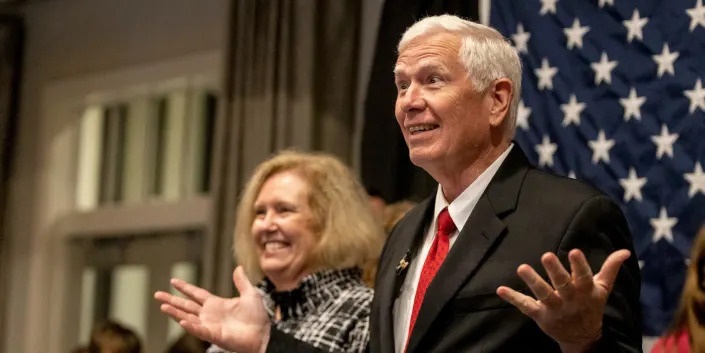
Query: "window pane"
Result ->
[[78, 267, 97, 344], [162, 90, 188, 201], [121, 97, 152, 204], [76, 86, 217, 208], [109, 265, 149, 341], [76, 106, 104, 210], [167, 262, 199, 342], [99, 104, 128, 205]]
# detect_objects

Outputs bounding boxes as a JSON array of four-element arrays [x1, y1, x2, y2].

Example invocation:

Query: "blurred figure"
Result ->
[[70, 346, 88, 353], [382, 200, 416, 234], [166, 333, 210, 353], [88, 320, 141, 353], [156, 150, 384, 353], [652, 225, 705, 353], [363, 199, 416, 287], [366, 187, 388, 224]]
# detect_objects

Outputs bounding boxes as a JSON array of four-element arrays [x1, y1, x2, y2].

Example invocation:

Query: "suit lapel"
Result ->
[[404, 146, 530, 353]]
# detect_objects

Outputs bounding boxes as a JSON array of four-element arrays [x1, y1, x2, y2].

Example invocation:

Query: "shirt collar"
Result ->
[[257, 267, 363, 321], [433, 144, 514, 232]]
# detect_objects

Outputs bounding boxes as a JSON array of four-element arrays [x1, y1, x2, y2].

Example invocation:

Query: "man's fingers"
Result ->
[[154, 291, 202, 316], [170, 278, 213, 305], [233, 266, 255, 296], [569, 249, 594, 290], [516, 264, 560, 307], [496, 286, 541, 317], [594, 249, 631, 292], [541, 252, 574, 297]]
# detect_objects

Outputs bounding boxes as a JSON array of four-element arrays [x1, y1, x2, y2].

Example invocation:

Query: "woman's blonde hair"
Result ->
[[663, 225, 705, 352], [234, 150, 384, 282]]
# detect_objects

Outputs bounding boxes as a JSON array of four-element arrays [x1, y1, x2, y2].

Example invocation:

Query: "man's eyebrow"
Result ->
[[393, 62, 449, 77], [417, 62, 449, 74]]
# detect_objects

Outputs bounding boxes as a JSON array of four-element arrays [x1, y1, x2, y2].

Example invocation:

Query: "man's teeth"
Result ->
[[409, 125, 437, 134]]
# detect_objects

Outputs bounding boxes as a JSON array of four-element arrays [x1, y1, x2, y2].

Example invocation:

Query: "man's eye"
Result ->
[[429, 76, 441, 84], [397, 81, 409, 90]]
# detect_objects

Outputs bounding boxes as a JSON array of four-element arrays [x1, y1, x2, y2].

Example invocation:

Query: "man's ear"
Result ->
[[488, 78, 513, 128]]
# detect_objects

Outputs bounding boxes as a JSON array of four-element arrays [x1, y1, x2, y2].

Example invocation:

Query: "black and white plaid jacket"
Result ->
[[207, 267, 372, 353]]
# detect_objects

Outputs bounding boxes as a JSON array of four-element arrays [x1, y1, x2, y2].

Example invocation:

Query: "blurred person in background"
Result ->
[[382, 200, 416, 234], [166, 333, 210, 353], [88, 320, 141, 353], [366, 187, 388, 225], [652, 225, 705, 353], [364, 199, 416, 287], [155, 150, 384, 353]]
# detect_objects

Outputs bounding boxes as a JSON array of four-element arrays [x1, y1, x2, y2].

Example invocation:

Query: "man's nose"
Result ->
[[400, 83, 426, 113]]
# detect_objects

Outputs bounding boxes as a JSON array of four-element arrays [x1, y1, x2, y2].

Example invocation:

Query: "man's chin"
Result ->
[[408, 151, 435, 168]]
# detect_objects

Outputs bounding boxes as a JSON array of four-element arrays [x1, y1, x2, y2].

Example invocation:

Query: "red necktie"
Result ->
[[405, 207, 456, 349]]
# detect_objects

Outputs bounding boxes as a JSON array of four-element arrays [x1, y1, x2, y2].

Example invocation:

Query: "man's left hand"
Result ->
[[496, 249, 630, 353]]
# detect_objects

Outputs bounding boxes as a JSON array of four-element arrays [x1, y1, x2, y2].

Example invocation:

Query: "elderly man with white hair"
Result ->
[[156, 15, 642, 353]]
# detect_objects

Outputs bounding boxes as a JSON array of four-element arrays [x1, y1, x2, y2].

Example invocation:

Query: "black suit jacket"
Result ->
[[370, 146, 642, 353], [268, 146, 642, 353]]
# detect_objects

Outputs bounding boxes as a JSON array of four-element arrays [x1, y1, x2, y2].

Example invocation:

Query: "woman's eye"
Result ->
[[276, 205, 292, 214]]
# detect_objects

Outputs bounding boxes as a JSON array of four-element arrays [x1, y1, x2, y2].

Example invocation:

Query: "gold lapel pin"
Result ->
[[396, 250, 410, 275]]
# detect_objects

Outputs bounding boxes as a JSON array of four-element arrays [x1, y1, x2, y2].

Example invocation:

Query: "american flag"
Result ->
[[490, 0, 705, 335]]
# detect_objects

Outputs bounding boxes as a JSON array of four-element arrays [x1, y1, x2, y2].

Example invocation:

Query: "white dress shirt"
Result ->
[[392, 144, 514, 352]]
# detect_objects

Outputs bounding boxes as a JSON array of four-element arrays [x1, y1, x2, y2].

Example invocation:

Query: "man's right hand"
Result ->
[[154, 266, 271, 353]]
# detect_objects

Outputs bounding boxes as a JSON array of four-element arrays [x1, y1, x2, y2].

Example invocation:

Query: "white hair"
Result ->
[[398, 15, 522, 138]]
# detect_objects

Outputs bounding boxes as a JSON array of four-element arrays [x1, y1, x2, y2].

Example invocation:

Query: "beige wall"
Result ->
[[3, 1, 228, 352]]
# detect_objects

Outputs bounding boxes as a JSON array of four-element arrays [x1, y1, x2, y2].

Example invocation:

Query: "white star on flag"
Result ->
[[535, 135, 557, 167], [619, 167, 648, 202], [651, 124, 679, 159], [591, 52, 618, 85], [561, 94, 586, 126], [653, 43, 679, 77], [535, 58, 558, 90], [619, 87, 647, 121], [588, 130, 615, 164], [512, 23, 531, 54], [687, 0, 705, 31], [684, 78, 705, 114], [685, 162, 705, 197], [517, 100, 531, 130], [623, 9, 649, 43], [489, 0, 705, 335], [564, 18, 590, 50], [650, 207, 677, 244], [540, 0, 558, 15]]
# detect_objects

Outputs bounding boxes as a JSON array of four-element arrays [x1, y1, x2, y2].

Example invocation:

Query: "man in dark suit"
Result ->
[[156, 15, 642, 353]]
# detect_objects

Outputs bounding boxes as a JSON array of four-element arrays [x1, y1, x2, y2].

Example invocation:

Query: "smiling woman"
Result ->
[[234, 151, 384, 288], [156, 150, 384, 353]]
